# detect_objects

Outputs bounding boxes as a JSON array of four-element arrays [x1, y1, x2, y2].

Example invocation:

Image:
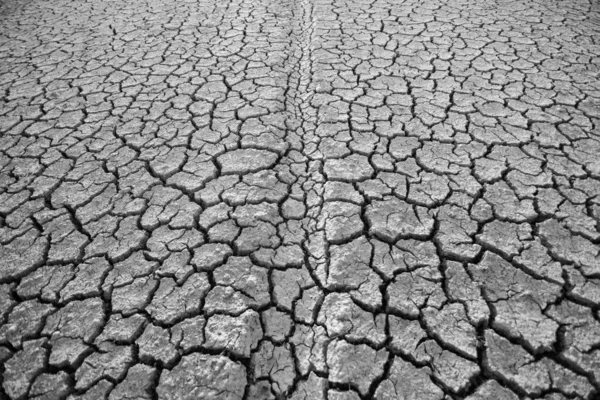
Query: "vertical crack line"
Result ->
[[283, 0, 330, 288]]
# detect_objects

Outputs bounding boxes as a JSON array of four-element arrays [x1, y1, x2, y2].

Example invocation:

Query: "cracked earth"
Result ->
[[1, 0, 600, 398]]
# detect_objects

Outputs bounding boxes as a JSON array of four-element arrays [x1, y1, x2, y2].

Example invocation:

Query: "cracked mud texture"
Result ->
[[0, 0, 600, 398]]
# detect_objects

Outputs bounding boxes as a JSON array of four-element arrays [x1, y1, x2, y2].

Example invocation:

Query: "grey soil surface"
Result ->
[[1, 0, 600, 398]]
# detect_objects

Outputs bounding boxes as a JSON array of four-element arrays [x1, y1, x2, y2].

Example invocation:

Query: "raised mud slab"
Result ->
[[1, 0, 600, 398]]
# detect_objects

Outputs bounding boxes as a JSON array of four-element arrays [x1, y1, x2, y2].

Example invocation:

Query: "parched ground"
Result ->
[[1, 0, 600, 398]]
